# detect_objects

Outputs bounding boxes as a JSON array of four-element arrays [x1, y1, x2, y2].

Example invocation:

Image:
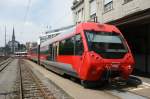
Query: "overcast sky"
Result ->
[[0, 0, 74, 47]]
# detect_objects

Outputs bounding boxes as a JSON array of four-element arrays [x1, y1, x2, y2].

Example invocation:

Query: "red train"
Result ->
[[28, 22, 134, 87]]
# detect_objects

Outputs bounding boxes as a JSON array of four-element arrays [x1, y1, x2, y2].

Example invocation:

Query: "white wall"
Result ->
[[72, 0, 150, 24]]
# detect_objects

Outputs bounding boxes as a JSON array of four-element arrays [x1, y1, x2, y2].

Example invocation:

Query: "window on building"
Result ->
[[77, 8, 84, 23], [90, 0, 96, 17], [124, 0, 133, 4], [81, 8, 84, 21], [75, 12, 78, 23], [78, 10, 82, 22], [104, 0, 113, 12]]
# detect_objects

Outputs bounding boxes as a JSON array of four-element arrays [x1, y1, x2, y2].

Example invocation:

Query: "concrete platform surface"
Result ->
[[26, 60, 150, 99], [0, 59, 18, 99]]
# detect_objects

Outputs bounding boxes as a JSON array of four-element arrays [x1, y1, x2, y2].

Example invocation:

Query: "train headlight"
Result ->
[[128, 65, 132, 70], [91, 68, 97, 75]]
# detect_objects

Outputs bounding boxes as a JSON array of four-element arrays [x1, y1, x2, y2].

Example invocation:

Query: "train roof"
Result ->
[[14, 51, 27, 54], [29, 46, 38, 50], [45, 25, 75, 34], [40, 22, 121, 48], [41, 31, 61, 37], [41, 26, 76, 48]]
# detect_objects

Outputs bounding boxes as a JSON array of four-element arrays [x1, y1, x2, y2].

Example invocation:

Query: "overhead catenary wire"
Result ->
[[51, 2, 74, 30], [23, 0, 32, 24], [19, 0, 32, 45], [21, 0, 32, 36]]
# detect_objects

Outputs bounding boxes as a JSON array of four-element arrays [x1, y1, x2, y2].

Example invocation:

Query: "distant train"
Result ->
[[28, 22, 134, 87]]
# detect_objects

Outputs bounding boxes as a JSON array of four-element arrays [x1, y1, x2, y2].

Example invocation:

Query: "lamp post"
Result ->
[[37, 38, 40, 65], [4, 26, 6, 56]]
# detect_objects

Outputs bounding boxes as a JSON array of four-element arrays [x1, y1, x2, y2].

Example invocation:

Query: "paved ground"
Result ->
[[0, 58, 150, 99], [128, 76, 150, 98], [0, 59, 18, 99], [26, 60, 150, 99], [137, 76, 150, 84]]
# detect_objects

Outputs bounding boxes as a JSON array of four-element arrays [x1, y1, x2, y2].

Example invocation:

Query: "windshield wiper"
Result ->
[[105, 49, 127, 53]]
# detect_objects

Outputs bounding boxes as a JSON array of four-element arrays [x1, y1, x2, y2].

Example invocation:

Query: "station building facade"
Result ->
[[72, 0, 150, 74]]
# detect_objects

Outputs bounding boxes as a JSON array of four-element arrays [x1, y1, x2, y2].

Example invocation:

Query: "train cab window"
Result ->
[[59, 37, 75, 55], [85, 31, 128, 58], [75, 34, 83, 55]]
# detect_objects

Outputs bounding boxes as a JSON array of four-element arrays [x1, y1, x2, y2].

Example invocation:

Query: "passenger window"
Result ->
[[59, 40, 65, 55], [75, 34, 83, 55], [59, 37, 75, 55], [58, 34, 83, 55]]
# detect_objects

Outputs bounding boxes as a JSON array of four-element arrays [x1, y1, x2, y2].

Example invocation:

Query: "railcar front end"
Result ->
[[28, 22, 135, 88], [78, 24, 134, 87]]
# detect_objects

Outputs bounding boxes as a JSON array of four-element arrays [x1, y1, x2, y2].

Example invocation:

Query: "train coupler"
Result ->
[[108, 77, 127, 86]]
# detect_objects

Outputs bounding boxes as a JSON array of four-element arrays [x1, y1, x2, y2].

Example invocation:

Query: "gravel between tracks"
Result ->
[[24, 60, 74, 99], [11, 59, 56, 99]]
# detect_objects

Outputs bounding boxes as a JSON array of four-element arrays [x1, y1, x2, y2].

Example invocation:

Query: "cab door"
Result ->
[[73, 34, 84, 73]]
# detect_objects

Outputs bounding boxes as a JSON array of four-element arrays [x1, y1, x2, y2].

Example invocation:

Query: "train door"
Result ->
[[48, 44, 53, 60], [74, 34, 84, 72], [50, 43, 54, 61], [52, 42, 59, 61], [57, 34, 84, 73], [52, 44, 55, 61]]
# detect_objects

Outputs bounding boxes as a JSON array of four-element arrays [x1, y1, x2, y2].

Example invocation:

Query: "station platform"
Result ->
[[26, 59, 150, 99]]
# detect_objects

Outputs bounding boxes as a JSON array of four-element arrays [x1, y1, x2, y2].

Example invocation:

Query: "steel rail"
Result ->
[[0, 58, 11, 66], [27, 66, 54, 99], [18, 60, 23, 99], [19, 59, 55, 99], [0, 58, 12, 72]]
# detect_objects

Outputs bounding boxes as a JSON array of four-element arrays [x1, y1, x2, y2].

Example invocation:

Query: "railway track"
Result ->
[[27, 60, 150, 99], [0, 58, 13, 72], [0, 56, 9, 62], [18, 59, 55, 99]]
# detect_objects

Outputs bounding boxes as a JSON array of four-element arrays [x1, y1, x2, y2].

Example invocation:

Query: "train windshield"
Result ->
[[85, 31, 128, 58]]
